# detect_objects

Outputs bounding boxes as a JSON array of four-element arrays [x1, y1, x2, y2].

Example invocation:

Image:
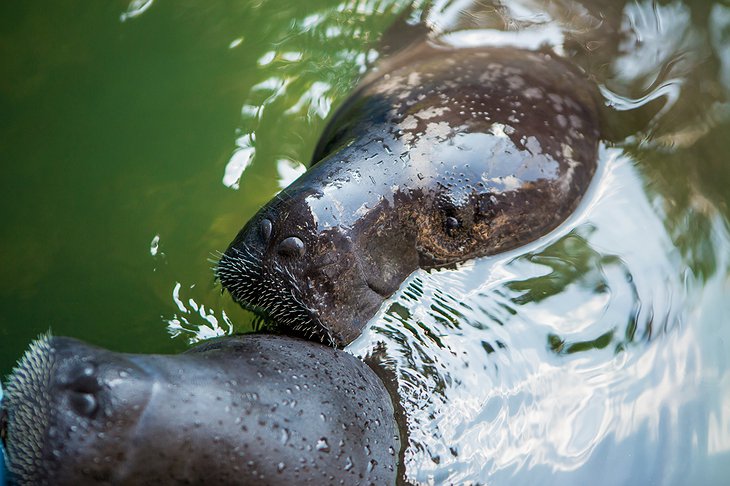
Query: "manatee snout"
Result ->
[[2, 334, 400, 485], [1, 336, 153, 485], [218, 186, 388, 347]]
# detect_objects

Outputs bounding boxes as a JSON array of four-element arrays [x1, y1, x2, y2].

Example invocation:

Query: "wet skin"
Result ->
[[0, 334, 400, 485], [218, 45, 600, 347]]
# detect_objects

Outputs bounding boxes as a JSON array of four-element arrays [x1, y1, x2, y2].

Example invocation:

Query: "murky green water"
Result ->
[[0, 0, 405, 361], [2, 0, 730, 484]]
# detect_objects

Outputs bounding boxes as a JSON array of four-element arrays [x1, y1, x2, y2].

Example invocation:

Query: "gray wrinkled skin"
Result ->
[[218, 45, 600, 347], [0, 334, 400, 485]]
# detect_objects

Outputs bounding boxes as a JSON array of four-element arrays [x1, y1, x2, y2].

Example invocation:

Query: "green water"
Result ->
[[3, 0, 730, 484], [0, 0, 414, 368]]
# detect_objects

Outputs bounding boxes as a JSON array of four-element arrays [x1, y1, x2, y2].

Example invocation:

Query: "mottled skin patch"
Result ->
[[0, 334, 400, 485], [219, 45, 600, 347]]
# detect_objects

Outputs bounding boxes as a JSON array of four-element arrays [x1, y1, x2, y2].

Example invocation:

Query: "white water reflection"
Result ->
[[441, 25, 566, 52], [166, 282, 234, 344], [220, 0, 415, 189], [276, 158, 306, 189], [348, 150, 728, 483], [223, 136, 256, 190], [120, 0, 155, 22]]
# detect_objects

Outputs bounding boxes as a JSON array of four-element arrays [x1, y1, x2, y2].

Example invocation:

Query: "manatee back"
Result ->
[[312, 45, 600, 267]]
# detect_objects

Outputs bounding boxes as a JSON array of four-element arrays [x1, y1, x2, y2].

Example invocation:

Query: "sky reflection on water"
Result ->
[[349, 152, 730, 483]]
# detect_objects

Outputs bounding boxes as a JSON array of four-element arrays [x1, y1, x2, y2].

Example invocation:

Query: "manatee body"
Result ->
[[218, 45, 600, 347], [0, 334, 400, 485]]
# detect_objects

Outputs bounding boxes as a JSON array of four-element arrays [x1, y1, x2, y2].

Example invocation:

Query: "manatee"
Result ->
[[217, 44, 600, 347], [0, 334, 400, 485]]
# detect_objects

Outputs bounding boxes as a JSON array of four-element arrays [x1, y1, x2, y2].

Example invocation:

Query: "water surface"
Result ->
[[1, 0, 729, 484]]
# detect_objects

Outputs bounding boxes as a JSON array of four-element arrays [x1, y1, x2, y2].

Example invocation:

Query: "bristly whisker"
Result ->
[[216, 243, 334, 346]]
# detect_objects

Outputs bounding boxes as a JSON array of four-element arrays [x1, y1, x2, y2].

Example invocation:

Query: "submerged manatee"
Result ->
[[0, 334, 400, 485], [218, 45, 600, 347]]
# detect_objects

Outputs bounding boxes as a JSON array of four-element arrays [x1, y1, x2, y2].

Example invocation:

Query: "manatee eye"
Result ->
[[260, 218, 273, 241], [278, 236, 305, 257], [445, 216, 460, 236]]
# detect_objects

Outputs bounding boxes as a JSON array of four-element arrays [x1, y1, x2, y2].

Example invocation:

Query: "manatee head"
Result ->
[[217, 46, 601, 349], [0, 334, 152, 485], [1, 334, 402, 485], [216, 172, 404, 348]]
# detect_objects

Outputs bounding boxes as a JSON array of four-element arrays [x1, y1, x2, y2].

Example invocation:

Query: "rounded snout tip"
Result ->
[[2, 334, 152, 485]]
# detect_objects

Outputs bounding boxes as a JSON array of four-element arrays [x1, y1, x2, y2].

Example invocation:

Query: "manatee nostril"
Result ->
[[69, 391, 98, 418], [445, 216, 460, 235], [278, 236, 305, 257], [260, 218, 273, 241], [63, 363, 101, 418]]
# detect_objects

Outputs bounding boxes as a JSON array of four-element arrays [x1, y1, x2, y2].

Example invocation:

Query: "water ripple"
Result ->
[[348, 148, 725, 483]]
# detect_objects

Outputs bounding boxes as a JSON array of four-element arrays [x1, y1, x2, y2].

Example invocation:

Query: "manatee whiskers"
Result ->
[[2, 332, 55, 485], [216, 245, 334, 345], [208, 249, 226, 273]]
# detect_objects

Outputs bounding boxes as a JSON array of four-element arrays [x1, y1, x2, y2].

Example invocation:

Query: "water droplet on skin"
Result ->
[[277, 462, 286, 473], [344, 457, 353, 471], [316, 438, 330, 452], [280, 428, 290, 445]]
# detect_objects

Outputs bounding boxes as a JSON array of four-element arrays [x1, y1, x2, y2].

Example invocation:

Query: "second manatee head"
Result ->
[[0, 333, 401, 485]]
